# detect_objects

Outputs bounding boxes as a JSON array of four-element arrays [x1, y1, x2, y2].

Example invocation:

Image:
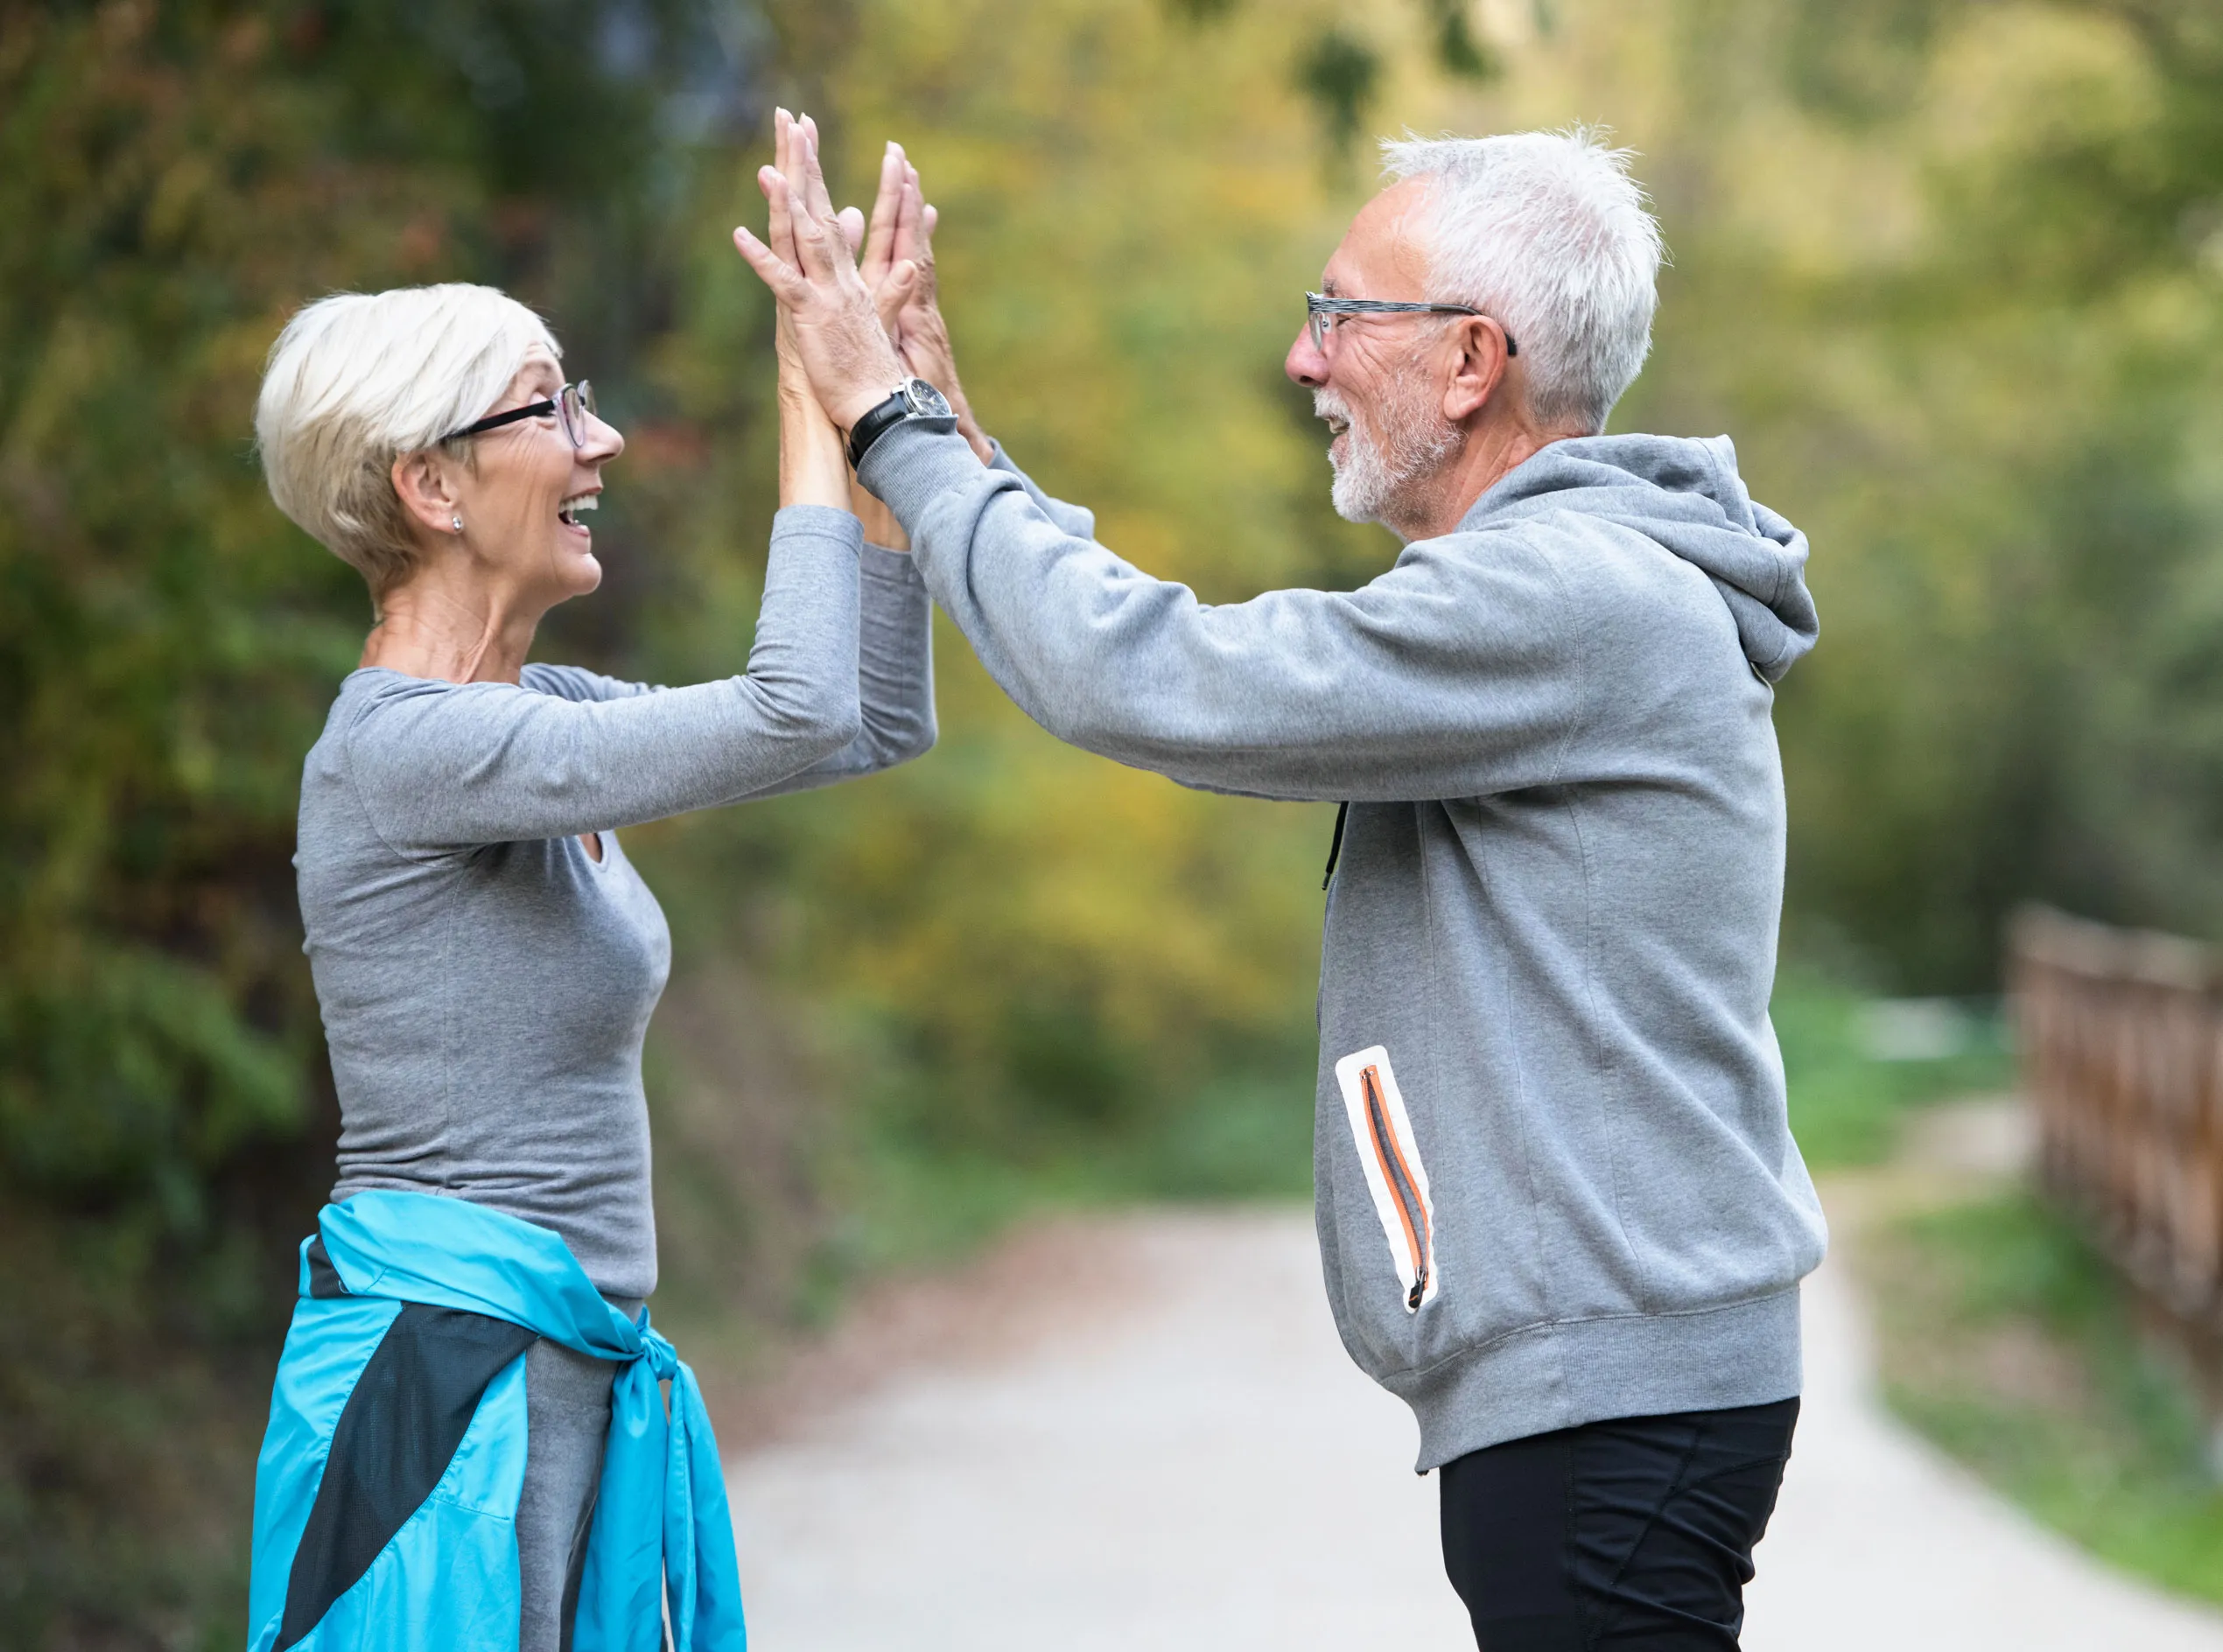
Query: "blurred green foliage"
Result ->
[[10, 0, 2223, 1642], [0, 0, 785, 1640], [1583, 0, 2223, 988], [1872, 1190, 2223, 1604], [1773, 974, 2013, 1169]]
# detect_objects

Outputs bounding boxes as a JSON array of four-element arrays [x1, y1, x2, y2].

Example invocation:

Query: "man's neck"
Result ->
[[1390, 416, 1582, 543]]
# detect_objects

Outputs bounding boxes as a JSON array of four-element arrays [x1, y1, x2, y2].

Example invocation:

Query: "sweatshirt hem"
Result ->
[[1384, 1285, 1804, 1472], [859, 541, 923, 584]]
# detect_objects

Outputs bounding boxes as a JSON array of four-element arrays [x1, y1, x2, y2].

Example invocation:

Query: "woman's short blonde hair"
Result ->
[[255, 284, 560, 596]]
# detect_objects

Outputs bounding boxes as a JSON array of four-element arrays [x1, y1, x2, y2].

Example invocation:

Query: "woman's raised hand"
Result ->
[[767, 109, 852, 513]]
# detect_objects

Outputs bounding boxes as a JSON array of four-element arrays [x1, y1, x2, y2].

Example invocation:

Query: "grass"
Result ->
[[1864, 1190, 2223, 1605], [824, 968, 2007, 1287], [826, 1060, 1319, 1284], [1773, 970, 2014, 1170], [1771, 972, 2223, 1606]]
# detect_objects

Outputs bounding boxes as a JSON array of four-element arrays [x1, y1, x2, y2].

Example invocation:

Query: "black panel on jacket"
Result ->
[[305, 1236, 347, 1299], [277, 1304, 537, 1649]]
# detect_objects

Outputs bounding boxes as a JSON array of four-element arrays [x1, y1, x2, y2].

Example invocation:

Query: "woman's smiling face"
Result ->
[[448, 345, 623, 603]]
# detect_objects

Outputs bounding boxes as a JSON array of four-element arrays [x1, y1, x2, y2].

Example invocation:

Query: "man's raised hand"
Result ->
[[733, 111, 908, 432]]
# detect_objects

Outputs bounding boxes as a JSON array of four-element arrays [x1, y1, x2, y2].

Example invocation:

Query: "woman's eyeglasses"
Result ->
[[440, 381, 597, 447], [1304, 294, 1516, 357]]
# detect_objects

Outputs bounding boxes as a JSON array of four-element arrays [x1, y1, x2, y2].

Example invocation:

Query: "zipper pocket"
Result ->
[[1334, 1045, 1440, 1312]]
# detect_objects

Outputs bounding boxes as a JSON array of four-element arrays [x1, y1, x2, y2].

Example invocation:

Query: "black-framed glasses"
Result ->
[[1305, 294, 1517, 357], [439, 380, 597, 447]]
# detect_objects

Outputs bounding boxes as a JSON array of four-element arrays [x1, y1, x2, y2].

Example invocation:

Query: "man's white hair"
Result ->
[[256, 284, 559, 596], [1381, 127, 1663, 436]]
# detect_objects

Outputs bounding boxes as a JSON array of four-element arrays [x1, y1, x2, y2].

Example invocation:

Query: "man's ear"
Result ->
[[1442, 317, 1513, 425], [391, 449, 462, 537]]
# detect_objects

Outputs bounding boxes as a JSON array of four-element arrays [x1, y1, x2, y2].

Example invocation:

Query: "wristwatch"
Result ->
[[845, 377, 954, 470]]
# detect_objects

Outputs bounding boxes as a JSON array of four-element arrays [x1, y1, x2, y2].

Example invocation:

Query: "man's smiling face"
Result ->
[[1284, 180, 1465, 538]]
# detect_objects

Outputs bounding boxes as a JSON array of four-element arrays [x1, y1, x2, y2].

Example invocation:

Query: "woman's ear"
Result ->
[[390, 449, 463, 538]]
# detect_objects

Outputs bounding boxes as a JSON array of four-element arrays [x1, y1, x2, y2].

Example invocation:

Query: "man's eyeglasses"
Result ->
[[440, 381, 598, 447], [1305, 294, 1517, 357]]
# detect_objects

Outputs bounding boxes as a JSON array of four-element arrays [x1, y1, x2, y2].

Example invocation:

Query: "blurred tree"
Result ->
[[0, 1, 778, 1640], [1165, 0, 1500, 158], [1651, 0, 2223, 984], [1300, 27, 1387, 158]]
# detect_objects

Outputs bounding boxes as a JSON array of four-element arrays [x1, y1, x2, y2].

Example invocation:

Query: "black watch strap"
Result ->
[[845, 391, 910, 472]]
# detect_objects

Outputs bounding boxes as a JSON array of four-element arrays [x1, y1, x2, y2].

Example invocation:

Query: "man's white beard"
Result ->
[[1316, 366, 1461, 536]]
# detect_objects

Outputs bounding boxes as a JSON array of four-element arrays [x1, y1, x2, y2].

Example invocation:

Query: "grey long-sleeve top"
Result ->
[[296, 507, 934, 1298]]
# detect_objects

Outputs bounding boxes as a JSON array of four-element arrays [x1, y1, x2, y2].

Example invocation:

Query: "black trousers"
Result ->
[[1439, 1397, 1799, 1650]]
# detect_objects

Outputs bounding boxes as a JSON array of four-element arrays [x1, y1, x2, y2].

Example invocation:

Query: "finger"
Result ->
[[890, 168, 922, 266], [838, 206, 865, 256], [788, 193, 851, 285], [875, 259, 917, 335], [790, 124, 866, 288], [796, 115, 842, 228], [781, 116, 827, 238], [733, 226, 810, 304], [905, 171, 939, 280], [860, 144, 903, 284], [759, 166, 800, 269], [776, 110, 810, 197]]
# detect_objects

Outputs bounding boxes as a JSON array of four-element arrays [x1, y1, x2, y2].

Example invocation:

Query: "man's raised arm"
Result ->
[[860, 418, 1581, 804]]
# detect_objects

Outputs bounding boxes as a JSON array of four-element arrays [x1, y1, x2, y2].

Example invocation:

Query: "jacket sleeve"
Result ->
[[344, 506, 867, 851], [859, 422, 1586, 803]]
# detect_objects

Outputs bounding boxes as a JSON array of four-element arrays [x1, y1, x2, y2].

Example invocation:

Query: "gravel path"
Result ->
[[726, 1204, 2223, 1649]]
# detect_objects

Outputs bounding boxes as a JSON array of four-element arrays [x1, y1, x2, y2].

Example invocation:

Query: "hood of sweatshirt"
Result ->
[[1461, 433, 1818, 683]]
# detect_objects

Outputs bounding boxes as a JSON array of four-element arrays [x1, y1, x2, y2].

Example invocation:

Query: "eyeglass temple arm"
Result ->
[[438, 390, 575, 444], [1305, 297, 1517, 355]]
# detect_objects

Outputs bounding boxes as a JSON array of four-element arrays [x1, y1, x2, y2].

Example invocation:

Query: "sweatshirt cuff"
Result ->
[[770, 502, 865, 554], [856, 416, 984, 536]]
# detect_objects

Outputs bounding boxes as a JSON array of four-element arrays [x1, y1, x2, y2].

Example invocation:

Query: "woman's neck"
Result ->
[[361, 572, 545, 684]]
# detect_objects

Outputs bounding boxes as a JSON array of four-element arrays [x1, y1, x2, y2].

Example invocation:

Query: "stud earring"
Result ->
[[451, 514, 465, 533]]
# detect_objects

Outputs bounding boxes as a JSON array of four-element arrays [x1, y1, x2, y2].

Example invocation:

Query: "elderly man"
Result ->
[[737, 121, 1827, 1648]]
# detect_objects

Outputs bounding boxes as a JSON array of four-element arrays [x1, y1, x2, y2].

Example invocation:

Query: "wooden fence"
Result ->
[[2011, 905, 2223, 1347]]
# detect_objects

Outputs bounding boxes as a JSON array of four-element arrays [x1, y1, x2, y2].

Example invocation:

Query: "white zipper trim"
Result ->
[[1334, 1045, 1440, 1312]]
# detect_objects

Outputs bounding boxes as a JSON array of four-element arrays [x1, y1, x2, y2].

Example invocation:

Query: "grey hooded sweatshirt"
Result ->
[[859, 420, 1829, 1469]]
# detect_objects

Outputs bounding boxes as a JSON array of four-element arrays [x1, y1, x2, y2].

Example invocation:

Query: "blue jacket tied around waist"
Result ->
[[245, 1191, 747, 1651]]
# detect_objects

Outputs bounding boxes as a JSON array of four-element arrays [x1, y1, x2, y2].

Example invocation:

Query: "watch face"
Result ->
[[901, 378, 953, 420]]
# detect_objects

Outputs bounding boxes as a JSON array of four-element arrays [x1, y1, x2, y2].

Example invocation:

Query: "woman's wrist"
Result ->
[[776, 370, 852, 510], [779, 418, 851, 510]]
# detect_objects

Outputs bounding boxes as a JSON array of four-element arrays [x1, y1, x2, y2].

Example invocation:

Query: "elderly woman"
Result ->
[[243, 115, 923, 1652]]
